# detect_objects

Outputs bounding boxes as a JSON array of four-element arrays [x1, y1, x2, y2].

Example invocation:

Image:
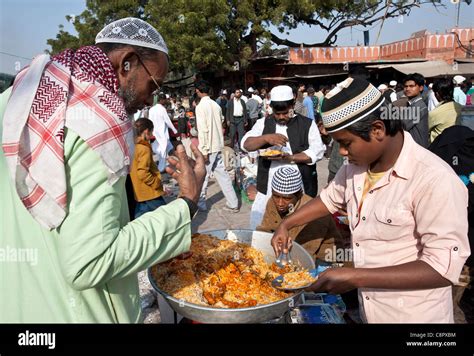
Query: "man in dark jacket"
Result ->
[[397, 73, 429, 148], [226, 89, 248, 149]]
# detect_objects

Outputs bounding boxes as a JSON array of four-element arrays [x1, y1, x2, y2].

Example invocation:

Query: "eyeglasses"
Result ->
[[135, 54, 161, 95]]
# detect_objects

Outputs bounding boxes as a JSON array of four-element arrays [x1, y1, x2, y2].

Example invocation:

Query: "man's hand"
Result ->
[[166, 144, 206, 203], [264, 133, 288, 147], [271, 223, 293, 256], [305, 267, 358, 295]]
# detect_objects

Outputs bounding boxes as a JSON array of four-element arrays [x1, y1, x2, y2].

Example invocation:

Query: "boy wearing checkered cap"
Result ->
[[257, 167, 342, 262], [271, 77, 470, 323]]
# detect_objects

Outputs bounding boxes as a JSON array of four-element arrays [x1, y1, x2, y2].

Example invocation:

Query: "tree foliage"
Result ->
[[47, 0, 445, 72]]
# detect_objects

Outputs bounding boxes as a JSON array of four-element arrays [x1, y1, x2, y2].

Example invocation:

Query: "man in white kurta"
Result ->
[[195, 81, 239, 212], [148, 95, 177, 172]]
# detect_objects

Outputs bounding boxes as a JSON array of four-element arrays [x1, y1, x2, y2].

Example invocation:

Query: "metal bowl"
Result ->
[[148, 229, 315, 324]]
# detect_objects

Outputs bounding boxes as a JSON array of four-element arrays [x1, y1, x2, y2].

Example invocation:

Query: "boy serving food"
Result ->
[[271, 78, 470, 323]]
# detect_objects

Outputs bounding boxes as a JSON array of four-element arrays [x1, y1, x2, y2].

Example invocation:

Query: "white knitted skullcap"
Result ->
[[453, 75, 466, 85], [272, 167, 303, 195], [95, 17, 168, 55], [270, 85, 293, 102]]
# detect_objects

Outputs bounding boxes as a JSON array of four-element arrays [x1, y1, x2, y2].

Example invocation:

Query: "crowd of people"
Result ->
[[125, 66, 474, 323], [1, 17, 473, 324]]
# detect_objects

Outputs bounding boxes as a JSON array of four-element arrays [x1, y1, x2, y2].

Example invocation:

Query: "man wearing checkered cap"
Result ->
[[257, 167, 341, 262], [0, 18, 205, 322], [271, 77, 470, 323]]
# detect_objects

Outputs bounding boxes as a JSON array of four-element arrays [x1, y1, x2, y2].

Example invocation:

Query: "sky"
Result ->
[[0, 0, 473, 75]]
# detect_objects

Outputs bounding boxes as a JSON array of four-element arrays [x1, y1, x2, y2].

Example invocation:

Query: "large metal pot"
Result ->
[[148, 229, 315, 324]]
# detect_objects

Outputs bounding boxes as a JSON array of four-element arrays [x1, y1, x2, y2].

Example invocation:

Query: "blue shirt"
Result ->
[[454, 87, 467, 106], [303, 96, 315, 120]]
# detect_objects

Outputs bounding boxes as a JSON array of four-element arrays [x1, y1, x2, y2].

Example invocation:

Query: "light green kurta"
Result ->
[[0, 87, 192, 322]]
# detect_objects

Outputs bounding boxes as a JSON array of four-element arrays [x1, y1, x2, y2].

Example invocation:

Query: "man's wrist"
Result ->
[[180, 196, 198, 219], [281, 218, 292, 231]]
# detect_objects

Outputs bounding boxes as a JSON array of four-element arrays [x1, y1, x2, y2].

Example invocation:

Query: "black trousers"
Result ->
[[229, 117, 245, 149]]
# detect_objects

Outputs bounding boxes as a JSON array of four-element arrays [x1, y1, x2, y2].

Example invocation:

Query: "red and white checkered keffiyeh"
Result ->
[[2, 46, 134, 229]]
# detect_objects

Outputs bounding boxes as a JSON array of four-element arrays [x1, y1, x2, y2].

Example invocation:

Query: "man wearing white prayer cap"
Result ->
[[453, 75, 467, 105], [453, 75, 466, 85], [386, 81, 398, 103], [257, 166, 341, 262], [0, 17, 205, 322], [241, 85, 325, 229], [377, 83, 388, 92]]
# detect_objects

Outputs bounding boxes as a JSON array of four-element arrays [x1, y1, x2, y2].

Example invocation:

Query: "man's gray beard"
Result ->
[[118, 86, 138, 114]]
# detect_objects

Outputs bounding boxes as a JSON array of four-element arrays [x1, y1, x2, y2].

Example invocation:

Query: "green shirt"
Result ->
[[428, 101, 462, 143], [0, 87, 192, 322]]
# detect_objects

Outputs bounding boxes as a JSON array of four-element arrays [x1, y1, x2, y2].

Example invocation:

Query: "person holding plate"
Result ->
[[241, 85, 325, 229]]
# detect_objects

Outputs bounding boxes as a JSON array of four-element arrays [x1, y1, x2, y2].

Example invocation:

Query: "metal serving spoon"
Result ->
[[275, 251, 293, 268]]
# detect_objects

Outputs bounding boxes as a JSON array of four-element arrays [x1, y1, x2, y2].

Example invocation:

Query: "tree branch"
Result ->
[[317, 0, 445, 47], [265, 1, 447, 49], [270, 32, 329, 48]]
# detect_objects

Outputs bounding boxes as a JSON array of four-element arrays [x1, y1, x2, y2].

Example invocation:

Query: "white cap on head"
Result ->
[[270, 85, 293, 102], [389, 80, 397, 87], [95, 17, 168, 55], [453, 75, 466, 85], [248, 87, 254, 93], [377, 84, 388, 90]]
